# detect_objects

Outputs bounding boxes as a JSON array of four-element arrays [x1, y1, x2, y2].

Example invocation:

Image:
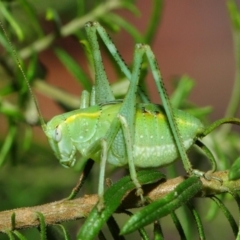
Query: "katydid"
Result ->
[[2, 21, 240, 209]]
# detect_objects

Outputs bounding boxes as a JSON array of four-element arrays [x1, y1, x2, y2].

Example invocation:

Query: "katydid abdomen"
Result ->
[[45, 102, 204, 169]]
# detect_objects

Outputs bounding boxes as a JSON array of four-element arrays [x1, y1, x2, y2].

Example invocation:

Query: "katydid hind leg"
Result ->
[[115, 43, 192, 189], [85, 22, 115, 105], [143, 45, 240, 176], [89, 21, 149, 103], [144, 45, 192, 174]]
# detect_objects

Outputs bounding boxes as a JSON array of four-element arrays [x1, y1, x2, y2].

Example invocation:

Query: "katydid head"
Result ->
[[45, 115, 77, 168]]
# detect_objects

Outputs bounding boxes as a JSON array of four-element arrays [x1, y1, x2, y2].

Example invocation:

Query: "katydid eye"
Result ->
[[54, 127, 62, 142]]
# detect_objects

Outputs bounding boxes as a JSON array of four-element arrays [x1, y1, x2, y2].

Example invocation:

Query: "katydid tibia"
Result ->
[[2, 21, 240, 209]]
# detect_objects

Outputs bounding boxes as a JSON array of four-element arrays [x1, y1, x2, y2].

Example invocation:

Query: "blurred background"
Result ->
[[39, 1, 238, 119]]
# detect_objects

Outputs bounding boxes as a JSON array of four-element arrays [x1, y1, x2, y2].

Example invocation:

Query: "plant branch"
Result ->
[[0, 170, 237, 233]]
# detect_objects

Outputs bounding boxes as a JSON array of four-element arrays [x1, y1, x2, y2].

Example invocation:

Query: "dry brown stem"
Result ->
[[0, 170, 237, 233]]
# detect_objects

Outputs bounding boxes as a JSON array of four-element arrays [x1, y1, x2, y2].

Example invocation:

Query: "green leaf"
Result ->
[[138, 227, 150, 240], [102, 13, 143, 42], [18, 0, 43, 37], [13, 230, 27, 240], [186, 106, 212, 119], [153, 220, 164, 240], [0, 2, 24, 41], [211, 196, 238, 237], [6, 231, 15, 240], [144, 0, 164, 45], [229, 156, 240, 180], [46, 225, 72, 240], [0, 124, 17, 167], [121, 1, 141, 17], [107, 216, 125, 240], [45, 8, 62, 34], [36, 212, 47, 240], [77, 170, 165, 239], [170, 75, 195, 109], [121, 176, 202, 235], [187, 202, 205, 240], [170, 212, 186, 240], [55, 48, 92, 92], [227, 0, 240, 31]]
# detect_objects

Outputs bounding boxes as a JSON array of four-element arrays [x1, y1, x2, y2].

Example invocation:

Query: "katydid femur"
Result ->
[[4, 21, 240, 209]]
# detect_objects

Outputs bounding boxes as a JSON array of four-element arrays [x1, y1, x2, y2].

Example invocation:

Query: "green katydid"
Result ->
[[2, 21, 240, 209]]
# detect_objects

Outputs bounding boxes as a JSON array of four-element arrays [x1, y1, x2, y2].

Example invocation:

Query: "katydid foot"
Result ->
[[97, 197, 105, 212], [135, 187, 147, 206], [192, 169, 222, 184], [203, 170, 223, 184]]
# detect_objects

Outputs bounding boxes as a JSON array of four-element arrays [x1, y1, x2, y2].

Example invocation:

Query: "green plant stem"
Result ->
[[224, 28, 240, 117], [223, 4, 240, 134]]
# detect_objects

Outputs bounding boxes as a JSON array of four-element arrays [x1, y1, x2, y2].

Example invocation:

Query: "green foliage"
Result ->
[[229, 156, 240, 180], [120, 176, 202, 235], [78, 170, 165, 239], [0, 0, 240, 240]]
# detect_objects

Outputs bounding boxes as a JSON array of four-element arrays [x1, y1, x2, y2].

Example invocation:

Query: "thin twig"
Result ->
[[0, 171, 237, 233]]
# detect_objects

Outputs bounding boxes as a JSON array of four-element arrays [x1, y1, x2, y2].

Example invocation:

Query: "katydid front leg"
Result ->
[[105, 43, 193, 203]]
